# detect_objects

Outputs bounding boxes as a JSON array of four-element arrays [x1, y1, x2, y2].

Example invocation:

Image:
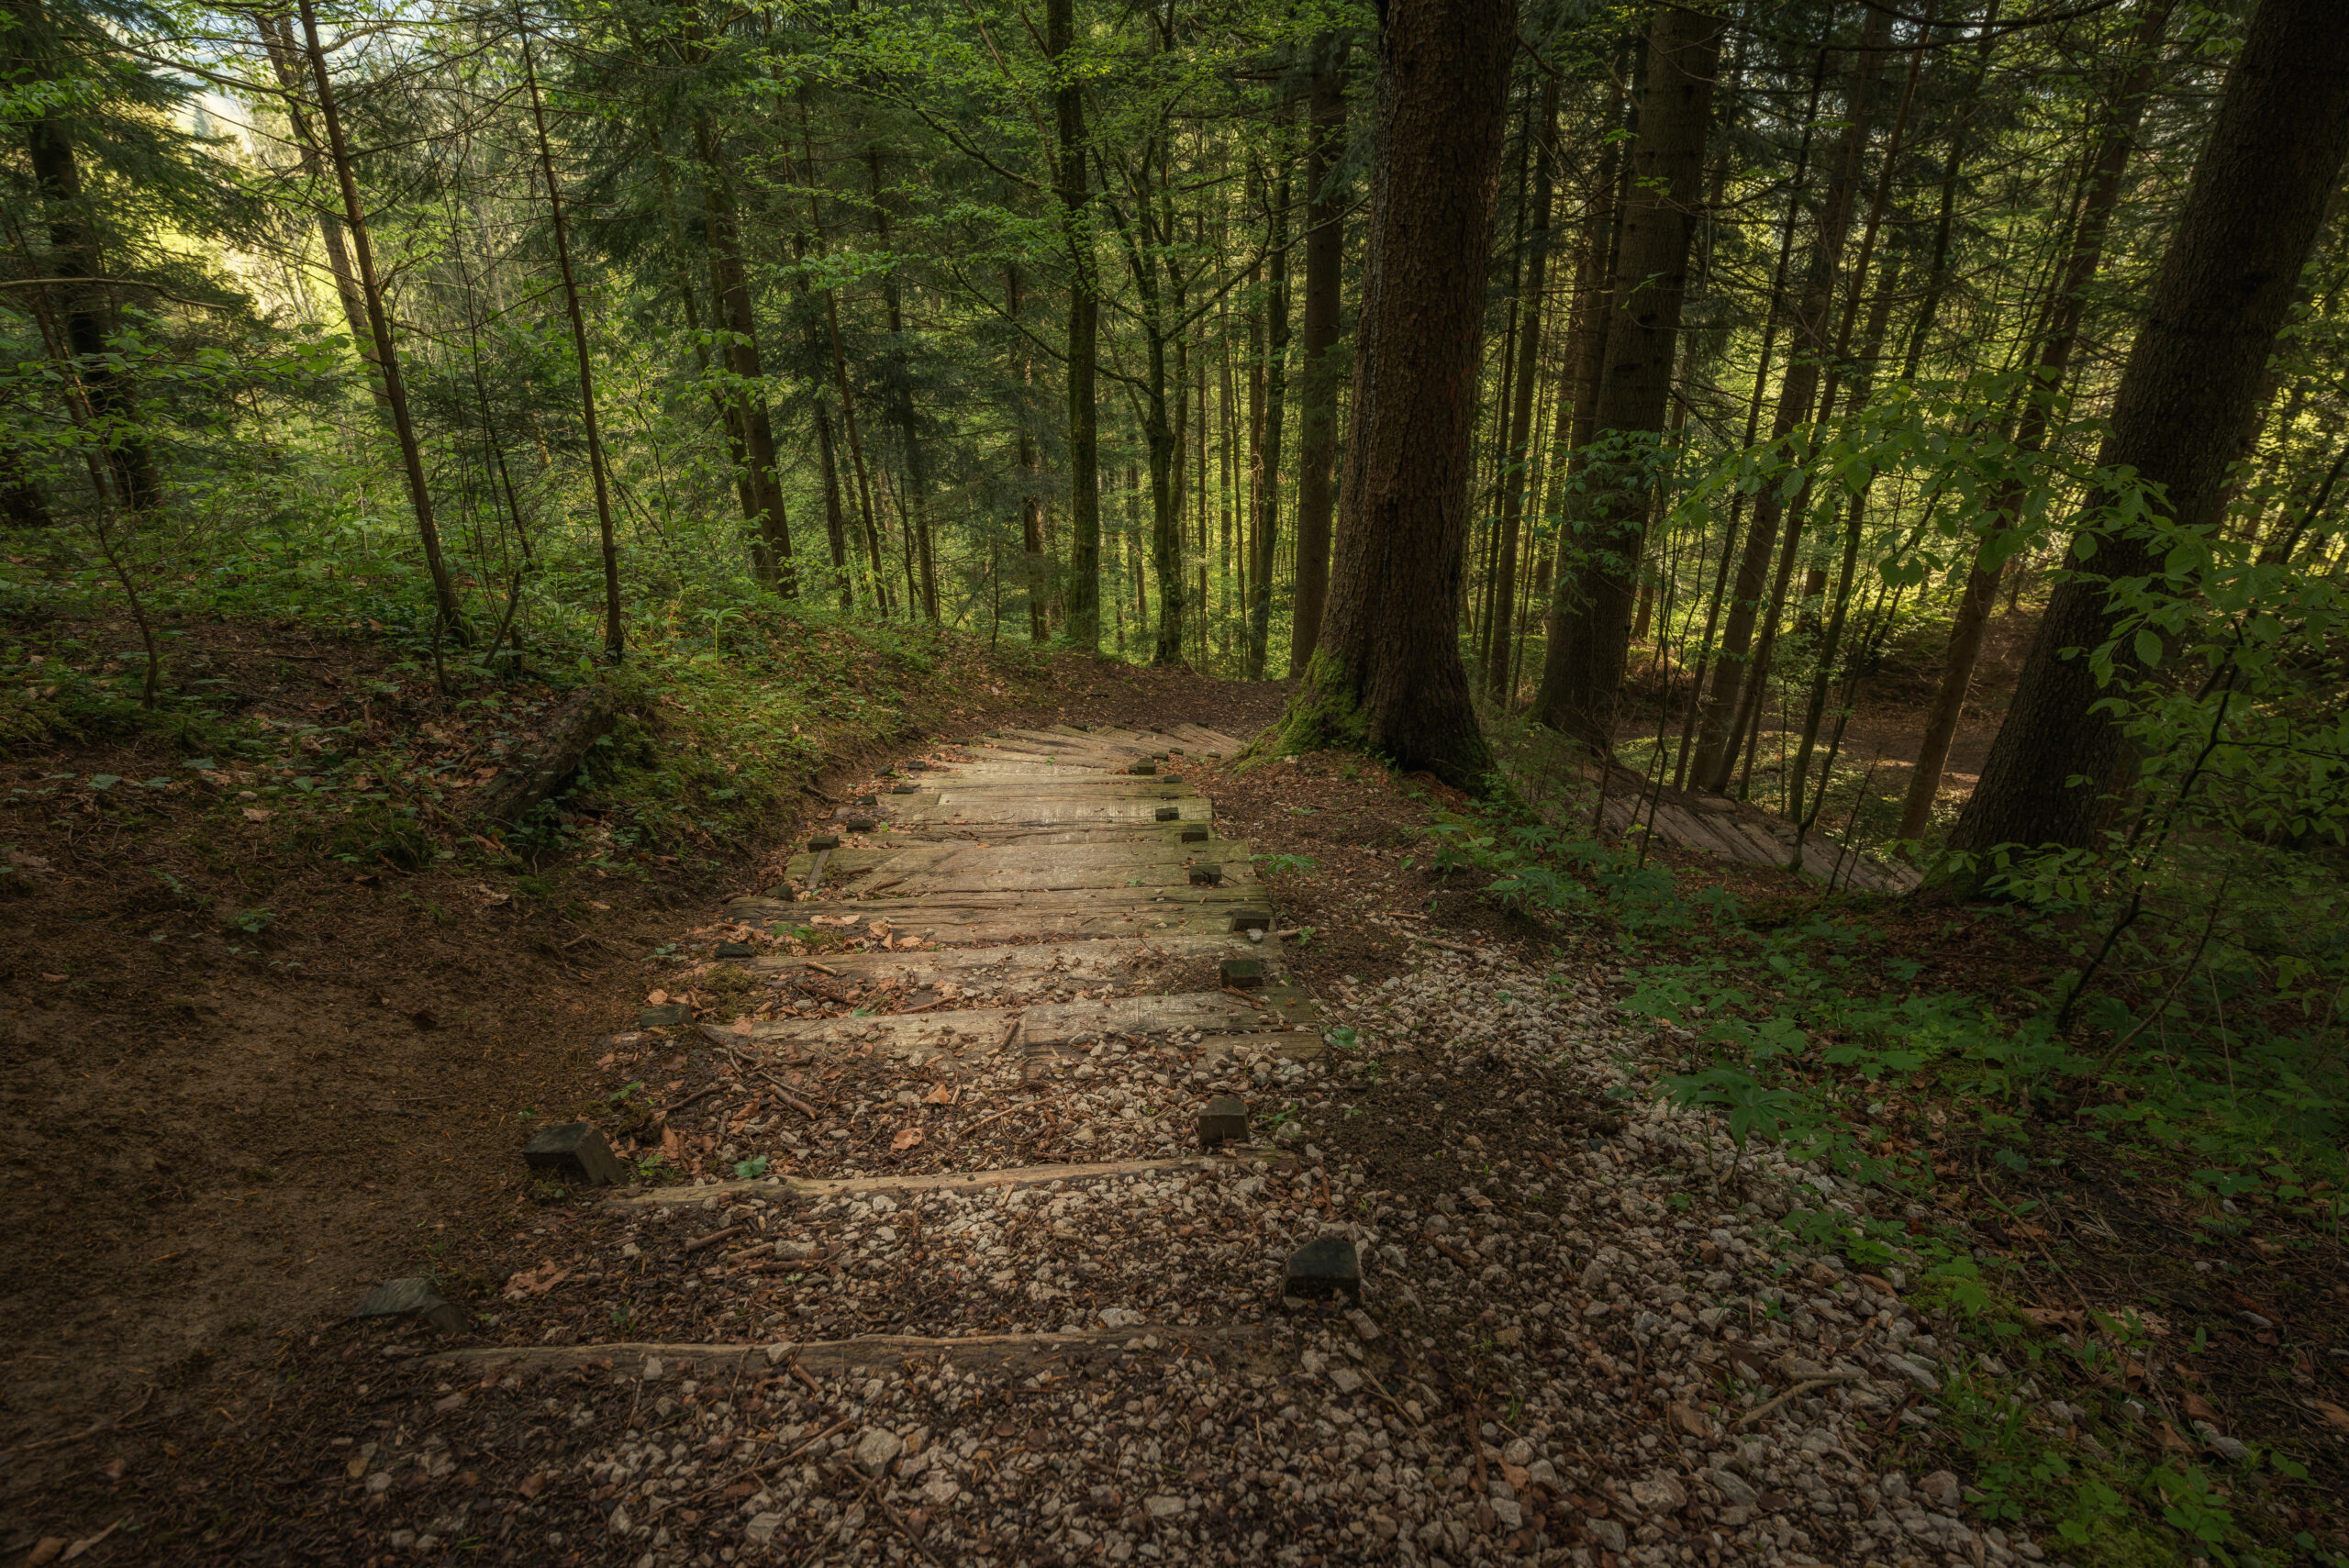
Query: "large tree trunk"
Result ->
[[1047, 0, 1101, 650], [1528, 3, 1723, 753], [1687, 8, 1891, 789], [1898, 0, 2177, 846], [1268, 0, 1514, 787], [1944, 0, 2349, 870], [1286, 39, 1349, 676]]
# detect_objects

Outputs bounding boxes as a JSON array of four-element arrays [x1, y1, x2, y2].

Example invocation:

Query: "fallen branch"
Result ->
[[683, 1226, 741, 1254], [1738, 1371, 1867, 1429]]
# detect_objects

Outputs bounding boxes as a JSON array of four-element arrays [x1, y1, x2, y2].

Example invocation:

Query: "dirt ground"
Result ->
[[0, 618, 1281, 1552]]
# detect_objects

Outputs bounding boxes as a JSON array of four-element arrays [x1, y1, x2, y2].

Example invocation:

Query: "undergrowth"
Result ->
[[1414, 784, 2349, 1568]]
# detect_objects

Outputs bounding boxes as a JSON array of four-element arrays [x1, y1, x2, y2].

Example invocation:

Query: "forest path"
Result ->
[[1586, 767, 1923, 895], [138, 718, 2021, 1568]]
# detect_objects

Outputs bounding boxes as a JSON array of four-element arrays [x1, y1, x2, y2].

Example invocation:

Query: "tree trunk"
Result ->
[[253, 12, 384, 407], [1529, 3, 1723, 753], [1898, 0, 2176, 846], [1287, 39, 1349, 676], [693, 114, 794, 595], [295, 0, 465, 639], [1270, 0, 1515, 786], [1048, 0, 1101, 649], [1944, 0, 2349, 869], [1484, 75, 1559, 701], [1688, 9, 1891, 789], [518, 18, 623, 660], [1246, 159, 1292, 679]]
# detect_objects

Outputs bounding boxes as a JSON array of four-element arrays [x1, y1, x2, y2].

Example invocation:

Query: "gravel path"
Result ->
[[217, 728, 2065, 1568]]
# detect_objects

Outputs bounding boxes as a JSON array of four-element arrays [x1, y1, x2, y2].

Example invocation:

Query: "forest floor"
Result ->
[[5, 637, 2343, 1568]]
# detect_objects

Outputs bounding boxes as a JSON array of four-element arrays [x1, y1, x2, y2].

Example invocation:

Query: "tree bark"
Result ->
[[295, 0, 465, 639], [518, 17, 623, 660], [1529, 3, 1723, 753], [1048, 0, 1101, 649], [1245, 158, 1292, 679], [1687, 9, 1891, 789], [1898, 0, 2176, 846], [1483, 74, 1559, 701], [1287, 39, 1349, 676], [1944, 0, 2349, 869], [1270, 0, 1515, 787], [693, 114, 795, 595]]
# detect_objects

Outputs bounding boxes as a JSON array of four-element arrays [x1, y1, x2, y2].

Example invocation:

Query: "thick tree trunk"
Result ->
[[1898, 0, 2176, 845], [1944, 0, 2349, 869], [1271, 0, 1515, 787], [1529, 3, 1723, 753], [1287, 40, 1348, 677], [1048, 0, 1101, 649]]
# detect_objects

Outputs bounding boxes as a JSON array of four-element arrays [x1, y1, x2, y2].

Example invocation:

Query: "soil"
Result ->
[[0, 615, 1281, 1551], [8, 645, 2343, 1568]]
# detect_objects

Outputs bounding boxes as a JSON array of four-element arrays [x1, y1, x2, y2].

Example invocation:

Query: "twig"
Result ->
[[863, 1469, 946, 1568], [1738, 1372, 1866, 1429], [666, 1082, 730, 1114], [14, 1385, 154, 1451], [683, 1226, 741, 1254]]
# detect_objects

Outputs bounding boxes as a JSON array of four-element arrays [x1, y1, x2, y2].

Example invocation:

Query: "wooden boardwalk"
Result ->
[[1589, 767, 1921, 895]]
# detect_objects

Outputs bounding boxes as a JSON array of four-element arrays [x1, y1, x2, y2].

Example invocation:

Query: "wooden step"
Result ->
[[426, 1322, 1274, 1379], [749, 933, 1256, 983], [604, 1147, 1297, 1209], [727, 986, 1318, 1056]]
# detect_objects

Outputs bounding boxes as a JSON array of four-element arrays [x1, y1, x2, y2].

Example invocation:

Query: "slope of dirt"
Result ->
[[0, 616, 1276, 1556]]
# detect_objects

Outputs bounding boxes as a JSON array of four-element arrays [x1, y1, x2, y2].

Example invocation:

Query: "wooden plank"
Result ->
[[730, 987, 1313, 1054], [604, 1148, 1297, 1209], [427, 1324, 1275, 1380], [749, 933, 1256, 982], [898, 796, 1214, 825], [783, 839, 1251, 884]]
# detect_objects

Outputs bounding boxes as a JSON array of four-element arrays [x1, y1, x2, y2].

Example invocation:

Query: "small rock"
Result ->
[[1345, 1308, 1384, 1342], [1283, 1237, 1361, 1302], [1329, 1366, 1363, 1395], [1665, 1402, 1710, 1439], [1219, 957, 1267, 989], [524, 1121, 629, 1186], [1490, 1496, 1522, 1530], [1888, 1353, 1942, 1392], [1706, 1469, 1756, 1507], [1588, 1518, 1628, 1553], [1501, 1439, 1532, 1466], [1630, 1473, 1687, 1514], [1920, 1470, 1961, 1510], [1143, 1495, 1184, 1518], [351, 1277, 466, 1336], [1196, 1096, 1249, 1148], [744, 1512, 784, 1544], [854, 1428, 905, 1473]]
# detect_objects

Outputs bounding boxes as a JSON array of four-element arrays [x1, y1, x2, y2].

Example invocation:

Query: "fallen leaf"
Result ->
[[2183, 1392, 2221, 1427], [2312, 1399, 2349, 1433], [590, 900, 610, 910], [924, 1084, 954, 1105], [61, 1519, 121, 1561], [1664, 1402, 1710, 1440], [2017, 1307, 2080, 1331], [39, 973, 65, 984], [868, 921, 890, 939], [26, 1541, 66, 1568], [648, 989, 669, 1006], [241, 806, 273, 822], [891, 1127, 925, 1152], [517, 1473, 546, 1499], [1857, 1273, 1898, 1298], [2155, 1421, 2194, 1454]]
